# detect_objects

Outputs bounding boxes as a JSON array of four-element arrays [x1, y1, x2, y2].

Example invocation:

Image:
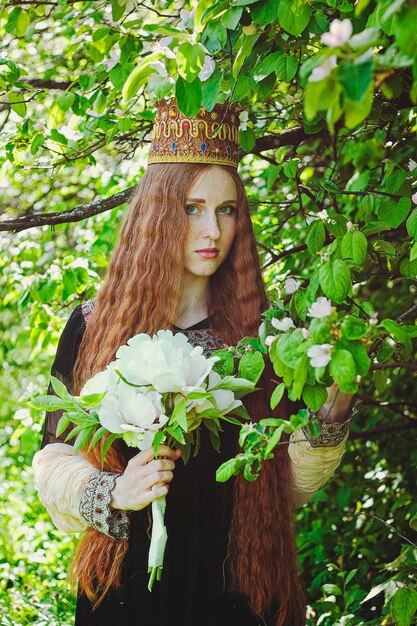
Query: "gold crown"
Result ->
[[148, 98, 240, 169]]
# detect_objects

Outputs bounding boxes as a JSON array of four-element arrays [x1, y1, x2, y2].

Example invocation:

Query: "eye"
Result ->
[[218, 206, 235, 215], [185, 205, 199, 214]]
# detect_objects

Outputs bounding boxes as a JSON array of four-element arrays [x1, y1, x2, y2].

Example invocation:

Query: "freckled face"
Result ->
[[183, 167, 238, 279]]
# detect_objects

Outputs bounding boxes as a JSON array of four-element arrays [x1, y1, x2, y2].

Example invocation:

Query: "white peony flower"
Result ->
[[307, 343, 333, 368], [271, 317, 295, 332], [115, 330, 218, 394], [80, 363, 119, 396], [307, 297, 334, 319], [99, 385, 169, 450], [412, 191, 417, 204], [309, 55, 337, 82], [321, 19, 353, 48], [199, 55, 215, 81], [284, 278, 301, 294]]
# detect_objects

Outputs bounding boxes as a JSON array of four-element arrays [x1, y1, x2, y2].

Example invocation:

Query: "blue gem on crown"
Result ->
[[201, 142, 207, 152], [172, 142, 177, 151]]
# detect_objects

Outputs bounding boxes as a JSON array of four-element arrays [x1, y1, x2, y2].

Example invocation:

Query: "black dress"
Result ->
[[41, 305, 275, 626]]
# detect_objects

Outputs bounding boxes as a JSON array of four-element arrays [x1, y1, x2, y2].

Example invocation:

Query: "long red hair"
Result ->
[[71, 163, 306, 625]]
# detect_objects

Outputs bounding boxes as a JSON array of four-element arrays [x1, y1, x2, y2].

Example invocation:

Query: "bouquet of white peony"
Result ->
[[31, 330, 256, 590]]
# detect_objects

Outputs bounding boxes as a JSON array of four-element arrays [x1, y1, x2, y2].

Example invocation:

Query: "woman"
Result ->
[[33, 98, 353, 626]]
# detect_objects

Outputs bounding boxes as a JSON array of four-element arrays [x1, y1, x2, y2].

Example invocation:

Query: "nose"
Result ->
[[202, 210, 220, 241]]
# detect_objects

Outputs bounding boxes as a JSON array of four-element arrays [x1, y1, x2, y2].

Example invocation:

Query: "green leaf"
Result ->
[[87, 426, 108, 452], [56, 414, 71, 437], [292, 353, 309, 399], [62, 268, 77, 297], [277, 0, 311, 36], [74, 425, 96, 451], [101, 433, 122, 465], [341, 316, 368, 340], [382, 319, 412, 351], [166, 425, 186, 444], [175, 76, 202, 116], [319, 259, 351, 303], [283, 158, 299, 178], [270, 382, 285, 410], [50, 129, 68, 145], [152, 430, 166, 457], [307, 221, 326, 254], [277, 328, 306, 369], [57, 92, 75, 112], [264, 423, 285, 456], [340, 230, 368, 265], [109, 63, 134, 92], [275, 55, 298, 82], [329, 349, 358, 394], [251, 0, 280, 25], [7, 91, 26, 117], [201, 71, 222, 110], [49, 375, 72, 400], [304, 74, 341, 121], [233, 33, 259, 78], [406, 209, 417, 237], [391, 586, 417, 626], [338, 60, 373, 102], [212, 349, 235, 377], [170, 398, 187, 431], [240, 129, 256, 152], [221, 7, 243, 29], [337, 340, 371, 376], [216, 456, 245, 482], [176, 43, 205, 83], [238, 351, 265, 384], [111, 0, 126, 21], [254, 52, 283, 79], [30, 133, 44, 156], [302, 384, 327, 411], [378, 197, 411, 228]]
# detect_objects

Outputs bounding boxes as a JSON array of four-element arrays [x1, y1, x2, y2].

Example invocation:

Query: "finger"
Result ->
[[141, 470, 174, 491], [140, 483, 169, 507], [139, 459, 175, 477], [130, 445, 179, 467]]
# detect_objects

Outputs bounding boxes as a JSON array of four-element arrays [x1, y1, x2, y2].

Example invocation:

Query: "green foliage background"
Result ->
[[1, 0, 416, 624]]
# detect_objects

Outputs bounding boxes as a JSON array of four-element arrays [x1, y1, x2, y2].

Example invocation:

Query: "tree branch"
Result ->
[[350, 420, 417, 439], [370, 362, 417, 372], [0, 187, 136, 233]]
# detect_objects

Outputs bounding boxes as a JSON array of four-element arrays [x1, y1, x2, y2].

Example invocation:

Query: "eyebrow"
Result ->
[[185, 198, 237, 204]]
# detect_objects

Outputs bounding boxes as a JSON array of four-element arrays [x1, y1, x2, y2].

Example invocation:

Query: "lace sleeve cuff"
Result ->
[[79, 471, 130, 541], [301, 398, 361, 448]]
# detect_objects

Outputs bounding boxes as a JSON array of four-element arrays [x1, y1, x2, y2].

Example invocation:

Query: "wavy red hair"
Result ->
[[71, 163, 306, 625]]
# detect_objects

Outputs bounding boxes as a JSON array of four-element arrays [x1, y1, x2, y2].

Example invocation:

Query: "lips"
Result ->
[[196, 248, 219, 259]]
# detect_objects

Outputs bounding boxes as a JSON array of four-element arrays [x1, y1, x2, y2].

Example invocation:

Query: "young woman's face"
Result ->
[[183, 166, 237, 279]]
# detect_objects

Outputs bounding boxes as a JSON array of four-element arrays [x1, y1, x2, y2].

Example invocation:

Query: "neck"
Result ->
[[176, 273, 210, 327]]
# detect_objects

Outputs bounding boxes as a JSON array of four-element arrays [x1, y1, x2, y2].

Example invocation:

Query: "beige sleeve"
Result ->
[[32, 443, 97, 533], [288, 428, 349, 509]]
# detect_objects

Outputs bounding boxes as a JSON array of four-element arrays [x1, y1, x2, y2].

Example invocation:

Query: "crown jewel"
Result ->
[[148, 98, 240, 169]]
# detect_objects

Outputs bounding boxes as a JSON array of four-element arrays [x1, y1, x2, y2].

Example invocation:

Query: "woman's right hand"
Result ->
[[110, 445, 181, 511]]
